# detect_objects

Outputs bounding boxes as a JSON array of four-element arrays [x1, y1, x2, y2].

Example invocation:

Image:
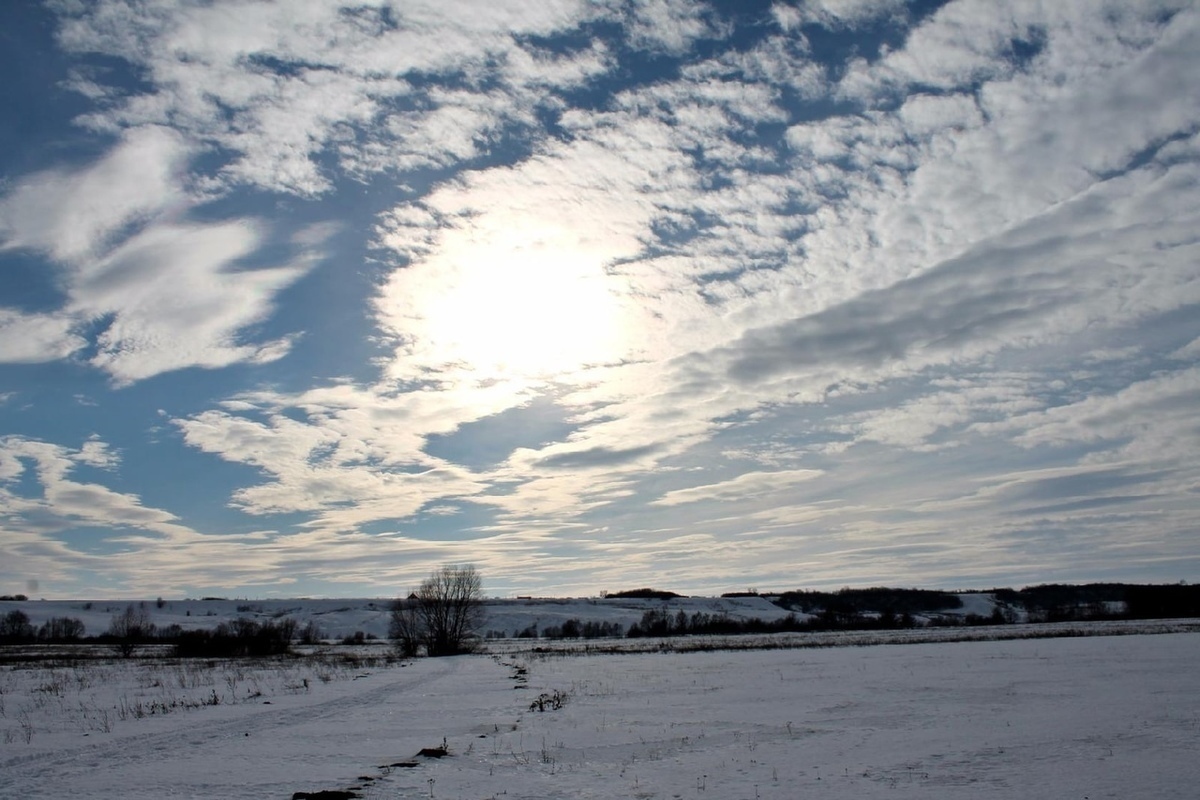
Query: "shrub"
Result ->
[[529, 689, 568, 712], [108, 603, 156, 657], [172, 618, 296, 658], [296, 620, 324, 645]]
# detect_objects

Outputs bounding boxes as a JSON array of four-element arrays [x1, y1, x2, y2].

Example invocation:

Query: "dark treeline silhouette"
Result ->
[[540, 618, 625, 639], [772, 587, 964, 616], [0, 610, 86, 644], [622, 583, 1200, 639], [606, 588, 683, 600], [993, 583, 1200, 622], [624, 607, 923, 637], [0, 607, 296, 657], [167, 618, 296, 658]]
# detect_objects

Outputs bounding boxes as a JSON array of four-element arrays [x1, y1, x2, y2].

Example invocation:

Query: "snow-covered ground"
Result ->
[[3, 631, 1197, 799]]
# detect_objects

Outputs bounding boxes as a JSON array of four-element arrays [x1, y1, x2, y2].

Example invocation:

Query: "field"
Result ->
[[2, 629, 1197, 799]]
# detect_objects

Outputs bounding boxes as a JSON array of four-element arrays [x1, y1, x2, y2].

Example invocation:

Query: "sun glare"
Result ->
[[405, 223, 631, 381]]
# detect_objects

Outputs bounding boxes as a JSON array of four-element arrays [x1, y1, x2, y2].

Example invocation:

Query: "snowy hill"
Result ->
[[2, 593, 995, 641]]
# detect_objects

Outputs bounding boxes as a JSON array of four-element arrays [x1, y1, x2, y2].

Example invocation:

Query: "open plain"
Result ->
[[2, 629, 1197, 799]]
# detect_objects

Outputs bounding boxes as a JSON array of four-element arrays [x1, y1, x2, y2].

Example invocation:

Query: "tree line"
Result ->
[[6, 577, 1197, 657], [1, 603, 299, 658], [0, 609, 86, 643]]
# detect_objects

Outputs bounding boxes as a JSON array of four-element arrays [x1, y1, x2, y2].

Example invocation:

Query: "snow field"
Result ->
[[470, 635, 1200, 800], [2, 633, 1198, 799], [0, 651, 390, 745]]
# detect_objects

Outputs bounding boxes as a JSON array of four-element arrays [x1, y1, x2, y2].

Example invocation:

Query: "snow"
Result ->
[[6, 598, 399, 641], [949, 592, 999, 618], [3, 630, 1198, 798], [4, 595, 800, 642], [481, 595, 797, 638]]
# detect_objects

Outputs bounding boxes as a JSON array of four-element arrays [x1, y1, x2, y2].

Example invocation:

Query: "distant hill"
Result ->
[[2, 583, 1196, 645]]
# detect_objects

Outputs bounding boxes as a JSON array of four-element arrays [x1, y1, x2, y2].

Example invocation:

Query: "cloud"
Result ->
[[0, 434, 328, 594], [538, 444, 663, 471], [171, 382, 522, 526], [0, 437, 168, 529], [623, 0, 720, 54], [0, 126, 189, 263], [793, 0, 907, 29], [0, 311, 85, 364], [652, 468, 825, 506], [52, 0, 634, 195], [73, 220, 312, 384], [0, 128, 320, 383], [821, 377, 1041, 453], [204, 2, 1200, 553], [984, 367, 1200, 466]]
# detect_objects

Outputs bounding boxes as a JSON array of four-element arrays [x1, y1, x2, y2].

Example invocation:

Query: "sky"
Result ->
[[0, 0, 1198, 600]]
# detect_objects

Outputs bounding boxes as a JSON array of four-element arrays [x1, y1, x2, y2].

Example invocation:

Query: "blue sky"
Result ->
[[1, 0, 1198, 600]]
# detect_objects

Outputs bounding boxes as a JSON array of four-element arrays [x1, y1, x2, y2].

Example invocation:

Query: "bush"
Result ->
[[296, 620, 324, 645], [108, 603, 156, 657], [171, 618, 296, 658]]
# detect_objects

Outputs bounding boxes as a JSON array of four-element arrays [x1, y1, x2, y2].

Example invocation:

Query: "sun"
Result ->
[[392, 220, 632, 382]]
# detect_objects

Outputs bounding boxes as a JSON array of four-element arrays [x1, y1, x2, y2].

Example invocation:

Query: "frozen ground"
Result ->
[[2, 631, 1197, 799]]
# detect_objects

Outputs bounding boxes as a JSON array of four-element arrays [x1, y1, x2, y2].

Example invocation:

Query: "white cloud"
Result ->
[[73, 220, 311, 385], [827, 376, 1042, 452], [793, 0, 907, 29], [771, 4, 804, 31], [0, 311, 84, 364], [982, 367, 1200, 465], [0, 436, 189, 537], [653, 469, 825, 506], [0, 126, 189, 263], [172, 381, 524, 523], [0, 126, 320, 382], [53, 0, 629, 195], [623, 0, 719, 54]]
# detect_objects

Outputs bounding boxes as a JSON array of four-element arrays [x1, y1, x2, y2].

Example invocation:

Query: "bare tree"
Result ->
[[0, 609, 34, 643], [388, 598, 424, 658], [390, 565, 485, 657], [108, 602, 155, 657]]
